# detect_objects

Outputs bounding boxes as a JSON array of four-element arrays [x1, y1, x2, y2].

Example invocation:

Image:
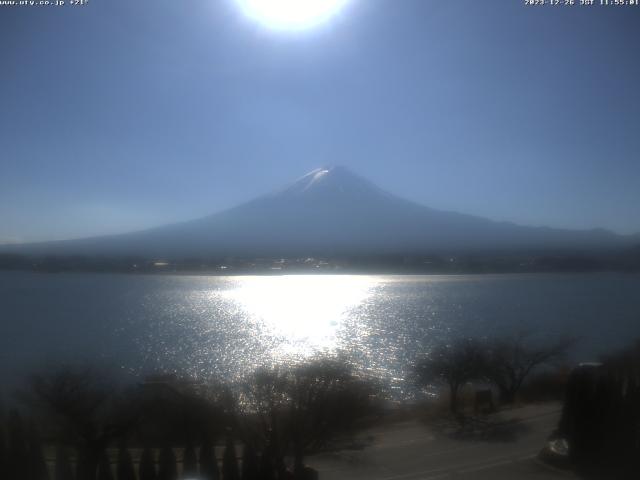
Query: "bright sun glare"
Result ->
[[236, 0, 350, 30], [223, 275, 376, 356]]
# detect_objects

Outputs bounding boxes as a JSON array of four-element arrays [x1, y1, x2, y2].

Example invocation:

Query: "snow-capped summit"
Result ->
[[276, 165, 391, 199]]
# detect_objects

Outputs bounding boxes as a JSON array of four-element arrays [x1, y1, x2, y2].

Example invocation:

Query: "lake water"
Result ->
[[1, 272, 639, 396]]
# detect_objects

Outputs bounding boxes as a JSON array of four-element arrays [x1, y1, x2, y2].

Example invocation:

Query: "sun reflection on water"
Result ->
[[222, 275, 377, 358]]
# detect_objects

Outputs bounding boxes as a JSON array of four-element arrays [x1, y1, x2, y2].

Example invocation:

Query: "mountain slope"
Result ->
[[3, 166, 638, 258]]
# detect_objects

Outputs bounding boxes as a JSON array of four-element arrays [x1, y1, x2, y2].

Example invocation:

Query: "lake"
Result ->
[[1, 271, 639, 397]]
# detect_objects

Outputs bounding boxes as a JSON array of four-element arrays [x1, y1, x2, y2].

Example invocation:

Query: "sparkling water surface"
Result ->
[[1, 272, 639, 396]]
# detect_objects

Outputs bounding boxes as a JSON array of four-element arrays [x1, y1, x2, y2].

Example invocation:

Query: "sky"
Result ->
[[1, 0, 639, 243]]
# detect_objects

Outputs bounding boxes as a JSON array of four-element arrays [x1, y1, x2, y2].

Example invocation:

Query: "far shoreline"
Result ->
[[1, 267, 639, 277]]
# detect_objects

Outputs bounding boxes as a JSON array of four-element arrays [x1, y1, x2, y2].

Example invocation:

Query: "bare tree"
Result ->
[[239, 359, 375, 476], [416, 338, 486, 414], [134, 374, 228, 446], [484, 332, 573, 404], [239, 366, 289, 454], [285, 359, 374, 474], [6, 410, 29, 480], [20, 367, 140, 479]]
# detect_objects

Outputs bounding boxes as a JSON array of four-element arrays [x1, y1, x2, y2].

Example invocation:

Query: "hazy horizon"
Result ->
[[1, 164, 639, 246]]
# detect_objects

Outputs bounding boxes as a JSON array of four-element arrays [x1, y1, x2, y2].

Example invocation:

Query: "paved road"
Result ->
[[309, 403, 575, 480]]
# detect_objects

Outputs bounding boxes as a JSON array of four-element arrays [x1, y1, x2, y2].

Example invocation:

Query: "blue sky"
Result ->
[[1, 0, 639, 243]]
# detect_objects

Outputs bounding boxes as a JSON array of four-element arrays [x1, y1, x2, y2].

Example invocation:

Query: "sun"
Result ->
[[236, 0, 350, 30]]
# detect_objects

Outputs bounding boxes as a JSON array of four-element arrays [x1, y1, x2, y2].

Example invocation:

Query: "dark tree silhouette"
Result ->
[[134, 375, 227, 448], [54, 445, 74, 480], [222, 436, 240, 480], [182, 441, 198, 478], [157, 446, 177, 480], [241, 359, 374, 475], [286, 360, 373, 474], [241, 443, 259, 480], [27, 421, 50, 480], [198, 436, 219, 480], [76, 446, 97, 480], [258, 446, 274, 480], [0, 423, 7, 479], [416, 339, 485, 414], [116, 444, 136, 480], [139, 447, 157, 480], [24, 367, 140, 480], [7, 410, 29, 480], [97, 450, 114, 480], [484, 333, 573, 404]]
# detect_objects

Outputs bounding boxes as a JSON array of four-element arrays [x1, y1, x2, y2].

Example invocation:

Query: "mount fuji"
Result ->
[[2, 166, 638, 259]]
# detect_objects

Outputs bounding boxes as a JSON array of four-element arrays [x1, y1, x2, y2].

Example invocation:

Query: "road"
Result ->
[[308, 402, 576, 480]]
